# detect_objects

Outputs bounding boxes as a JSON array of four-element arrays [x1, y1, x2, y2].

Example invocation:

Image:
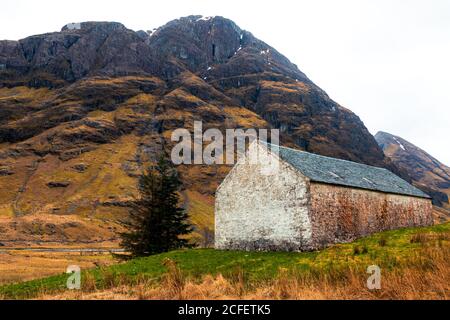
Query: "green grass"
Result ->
[[1, 222, 449, 299]]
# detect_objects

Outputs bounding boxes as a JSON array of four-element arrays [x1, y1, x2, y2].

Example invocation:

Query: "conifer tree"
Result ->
[[120, 155, 192, 256]]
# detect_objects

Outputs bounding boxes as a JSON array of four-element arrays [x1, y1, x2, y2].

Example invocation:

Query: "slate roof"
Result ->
[[264, 143, 430, 199]]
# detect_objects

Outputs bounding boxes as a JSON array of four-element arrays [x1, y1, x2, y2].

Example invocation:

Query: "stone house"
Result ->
[[215, 141, 433, 251]]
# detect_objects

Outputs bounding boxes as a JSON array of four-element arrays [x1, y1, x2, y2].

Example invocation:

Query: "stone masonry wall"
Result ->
[[309, 182, 433, 249], [215, 143, 312, 251]]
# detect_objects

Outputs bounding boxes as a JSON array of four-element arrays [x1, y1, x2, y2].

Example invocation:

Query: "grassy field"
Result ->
[[0, 250, 117, 285], [1, 222, 449, 300]]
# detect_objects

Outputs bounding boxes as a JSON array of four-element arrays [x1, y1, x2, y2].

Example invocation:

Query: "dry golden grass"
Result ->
[[433, 206, 450, 223], [76, 76, 164, 88], [0, 86, 54, 103], [0, 250, 116, 285], [36, 244, 449, 300], [223, 106, 269, 128], [165, 88, 205, 104], [0, 213, 124, 245], [260, 80, 310, 94], [125, 93, 156, 105], [184, 190, 215, 232]]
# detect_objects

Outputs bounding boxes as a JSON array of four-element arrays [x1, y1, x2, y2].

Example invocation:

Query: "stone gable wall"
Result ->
[[215, 143, 312, 251]]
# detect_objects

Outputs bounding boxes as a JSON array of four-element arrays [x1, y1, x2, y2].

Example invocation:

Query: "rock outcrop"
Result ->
[[0, 16, 411, 243]]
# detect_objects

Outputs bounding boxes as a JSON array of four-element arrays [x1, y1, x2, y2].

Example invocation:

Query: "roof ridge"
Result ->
[[258, 141, 430, 199], [262, 141, 386, 171]]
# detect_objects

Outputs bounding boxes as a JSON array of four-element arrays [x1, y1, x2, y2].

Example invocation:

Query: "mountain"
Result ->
[[375, 131, 450, 222], [0, 16, 403, 245]]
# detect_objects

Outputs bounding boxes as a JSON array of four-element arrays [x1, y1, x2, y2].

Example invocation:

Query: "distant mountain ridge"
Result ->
[[375, 131, 450, 218]]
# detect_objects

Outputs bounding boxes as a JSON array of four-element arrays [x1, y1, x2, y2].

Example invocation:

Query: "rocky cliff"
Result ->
[[0, 16, 403, 244]]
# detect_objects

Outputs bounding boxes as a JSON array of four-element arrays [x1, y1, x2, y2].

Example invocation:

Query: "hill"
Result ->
[[0, 16, 406, 244], [375, 131, 450, 222]]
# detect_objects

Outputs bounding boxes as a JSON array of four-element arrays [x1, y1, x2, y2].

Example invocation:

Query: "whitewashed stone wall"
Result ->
[[215, 142, 312, 251]]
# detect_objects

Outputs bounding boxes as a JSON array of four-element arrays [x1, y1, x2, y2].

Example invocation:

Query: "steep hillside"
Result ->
[[375, 131, 450, 222], [0, 16, 400, 244]]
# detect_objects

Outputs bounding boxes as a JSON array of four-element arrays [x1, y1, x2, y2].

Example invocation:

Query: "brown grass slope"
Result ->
[[15, 223, 450, 300], [0, 17, 410, 244]]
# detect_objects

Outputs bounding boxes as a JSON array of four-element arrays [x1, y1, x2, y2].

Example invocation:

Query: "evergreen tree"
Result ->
[[120, 155, 192, 256]]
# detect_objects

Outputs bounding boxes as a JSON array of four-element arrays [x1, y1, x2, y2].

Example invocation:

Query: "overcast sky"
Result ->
[[2, 0, 449, 165]]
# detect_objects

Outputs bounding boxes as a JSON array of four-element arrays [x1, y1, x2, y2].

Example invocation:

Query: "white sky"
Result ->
[[1, 0, 449, 165]]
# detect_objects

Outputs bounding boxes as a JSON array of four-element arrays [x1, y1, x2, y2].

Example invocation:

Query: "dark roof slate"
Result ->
[[265, 143, 430, 199]]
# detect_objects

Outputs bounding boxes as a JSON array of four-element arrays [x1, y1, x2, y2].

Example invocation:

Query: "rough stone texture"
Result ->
[[309, 183, 433, 249], [215, 142, 433, 252], [215, 143, 312, 251]]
